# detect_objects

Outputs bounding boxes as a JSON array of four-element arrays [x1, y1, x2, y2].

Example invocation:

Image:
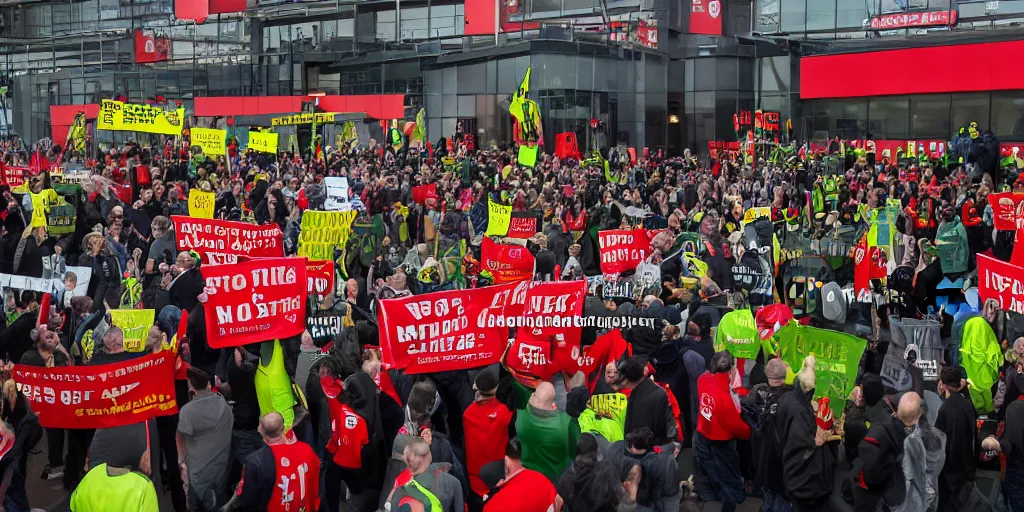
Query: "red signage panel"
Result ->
[[870, 10, 957, 30], [690, 0, 723, 36]]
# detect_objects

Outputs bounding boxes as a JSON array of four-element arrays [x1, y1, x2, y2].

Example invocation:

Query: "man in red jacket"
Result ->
[[694, 351, 750, 512]]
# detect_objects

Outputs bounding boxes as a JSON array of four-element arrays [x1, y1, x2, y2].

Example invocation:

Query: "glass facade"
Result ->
[[800, 92, 1024, 143], [423, 49, 669, 151]]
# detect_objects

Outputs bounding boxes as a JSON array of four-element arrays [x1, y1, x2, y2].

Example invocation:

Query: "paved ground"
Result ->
[[25, 441, 1003, 512]]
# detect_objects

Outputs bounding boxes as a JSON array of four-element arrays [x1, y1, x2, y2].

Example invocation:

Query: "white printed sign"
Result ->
[[323, 177, 350, 211]]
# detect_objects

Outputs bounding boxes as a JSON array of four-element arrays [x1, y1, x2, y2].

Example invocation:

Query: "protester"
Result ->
[[176, 366, 233, 511], [462, 365, 513, 504], [481, 437, 557, 512], [385, 437, 464, 512], [221, 412, 320, 512], [515, 381, 578, 483], [935, 366, 977, 512], [694, 351, 749, 512], [619, 357, 678, 446]]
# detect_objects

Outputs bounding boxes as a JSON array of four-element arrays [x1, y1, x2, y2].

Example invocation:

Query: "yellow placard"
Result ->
[[110, 309, 156, 352], [188, 190, 215, 219], [742, 206, 772, 225], [97, 99, 185, 136], [191, 127, 226, 156], [271, 112, 337, 127], [298, 210, 358, 261], [248, 132, 279, 153], [485, 197, 512, 237]]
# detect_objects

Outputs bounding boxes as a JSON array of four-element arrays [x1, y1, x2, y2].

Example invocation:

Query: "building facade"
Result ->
[[1, 0, 1021, 155]]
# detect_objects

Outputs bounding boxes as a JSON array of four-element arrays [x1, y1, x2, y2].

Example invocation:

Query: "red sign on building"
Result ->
[[870, 10, 958, 30], [690, 0, 723, 36]]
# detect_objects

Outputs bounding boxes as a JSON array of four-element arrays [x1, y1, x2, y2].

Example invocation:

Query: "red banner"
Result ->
[[989, 192, 1024, 232], [555, 132, 581, 160], [517, 280, 585, 345], [412, 184, 437, 205], [377, 284, 514, 374], [14, 351, 178, 429], [689, 0, 723, 35], [979, 254, 1024, 314], [173, 216, 284, 265], [598, 228, 650, 274], [870, 10, 957, 30], [2, 165, 28, 188], [134, 29, 169, 64], [306, 260, 335, 302], [481, 237, 535, 283], [507, 212, 541, 239], [202, 257, 306, 348]]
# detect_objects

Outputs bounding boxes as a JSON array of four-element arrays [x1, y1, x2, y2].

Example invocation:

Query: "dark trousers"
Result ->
[[323, 461, 368, 512], [64, 428, 93, 489], [693, 432, 744, 512], [45, 428, 65, 468], [157, 414, 187, 512]]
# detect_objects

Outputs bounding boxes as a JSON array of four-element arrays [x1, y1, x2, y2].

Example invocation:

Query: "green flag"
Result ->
[[714, 309, 760, 360], [775, 324, 866, 410]]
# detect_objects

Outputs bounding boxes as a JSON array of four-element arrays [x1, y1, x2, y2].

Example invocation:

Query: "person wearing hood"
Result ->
[[935, 367, 977, 512], [82, 231, 122, 312], [619, 356, 677, 446], [981, 398, 1024, 512], [515, 382, 578, 483], [601, 427, 680, 512], [686, 303, 716, 369], [775, 356, 838, 512], [323, 371, 384, 512], [694, 351, 750, 512]]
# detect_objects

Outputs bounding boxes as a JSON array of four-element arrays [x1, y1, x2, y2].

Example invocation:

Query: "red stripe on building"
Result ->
[[800, 40, 1024, 99]]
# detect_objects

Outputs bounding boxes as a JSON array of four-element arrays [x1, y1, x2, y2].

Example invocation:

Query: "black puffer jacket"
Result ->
[[775, 387, 837, 509]]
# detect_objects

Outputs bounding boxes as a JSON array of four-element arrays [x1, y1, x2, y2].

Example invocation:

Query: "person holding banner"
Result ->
[[20, 327, 70, 482]]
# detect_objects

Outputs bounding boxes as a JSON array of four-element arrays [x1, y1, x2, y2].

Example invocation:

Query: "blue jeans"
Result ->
[[763, 489, 794, 512], [694, 432, 745, 512]]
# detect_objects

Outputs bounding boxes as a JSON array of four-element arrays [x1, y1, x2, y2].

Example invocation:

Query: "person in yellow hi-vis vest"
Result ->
[[255, 340, 299, 432]]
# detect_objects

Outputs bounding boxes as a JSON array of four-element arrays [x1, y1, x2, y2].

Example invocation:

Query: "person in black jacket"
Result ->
[[844, 392, 921, 512], [166, 250, 204, 313], [601, 427, 680, 512], [775, 356, 837, 512], [81, 232, 121, 312], [935, 367, 977, 512], [741, 358, 791, 509], [619, 357, 677, 446]]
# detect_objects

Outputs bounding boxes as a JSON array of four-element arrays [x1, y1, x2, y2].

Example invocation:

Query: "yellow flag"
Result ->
[[97, 99, 185, 136], [191, 127, 227, 156], [510, 67, 531, 126], [248, 131, 279, 154], [298, 210, 358, 261], [110, 309, 156, 352], [485, 197, 512, 237], [188, 190, 215, 219]]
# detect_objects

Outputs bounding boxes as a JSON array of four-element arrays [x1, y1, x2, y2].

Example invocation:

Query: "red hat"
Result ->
[[755, 303, 795, 341]]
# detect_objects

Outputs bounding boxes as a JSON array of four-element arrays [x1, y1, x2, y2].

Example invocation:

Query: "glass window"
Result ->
[[868, 96, 909, 139], [693, 59, 715, 91], [951, 93, 990, 134], [836, 0, 868, 29], [805, 0, 835, 31], [684, 60, 694, 92], [716, 58, 738, 91], [910, 95, 951, 139], [780, 0, 806, 33], [835, 99, 867, 139], [991, 93, 1024, 140], [692, 91, 715, 150], [809, 100, 833, 139], [757, 0, 780, 33]]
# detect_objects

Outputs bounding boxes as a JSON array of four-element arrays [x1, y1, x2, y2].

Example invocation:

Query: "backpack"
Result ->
[[743, 385, 786, 494], [396, 474, 444, 512]]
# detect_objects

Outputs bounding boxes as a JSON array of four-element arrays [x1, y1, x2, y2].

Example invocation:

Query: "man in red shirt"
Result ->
[[462, 366, 513, 509], [694, 351, 750, 512], [482, 438, 556, 512], [224, 412, 320, 512]]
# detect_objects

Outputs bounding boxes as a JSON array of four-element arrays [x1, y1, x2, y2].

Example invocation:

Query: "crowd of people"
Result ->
[[0, 127, 1018, 512]]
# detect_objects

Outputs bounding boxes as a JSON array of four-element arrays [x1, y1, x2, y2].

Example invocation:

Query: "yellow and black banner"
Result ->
[[271, 112, 337, 127], [97, 99, 185, 136]]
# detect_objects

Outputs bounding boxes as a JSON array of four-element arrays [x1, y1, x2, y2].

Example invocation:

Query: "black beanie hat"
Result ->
[[861, 373, 885, 407]]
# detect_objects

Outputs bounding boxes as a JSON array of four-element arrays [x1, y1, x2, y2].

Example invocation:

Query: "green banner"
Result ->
[[714, 309, 760, 360], [775, 323, 866, 410]]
